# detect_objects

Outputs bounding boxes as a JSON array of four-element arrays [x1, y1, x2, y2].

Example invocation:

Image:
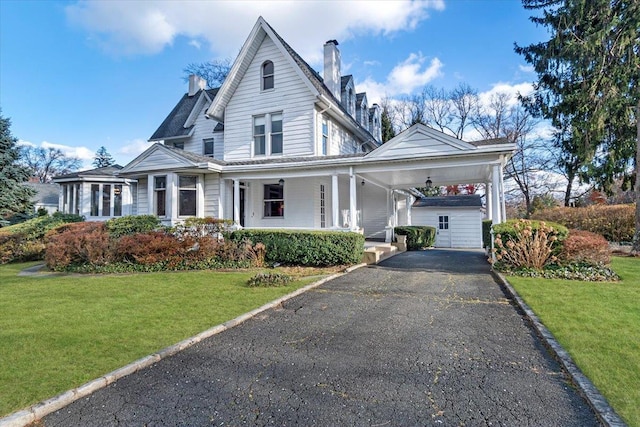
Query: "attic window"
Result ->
[[262, 61, 274, 90]]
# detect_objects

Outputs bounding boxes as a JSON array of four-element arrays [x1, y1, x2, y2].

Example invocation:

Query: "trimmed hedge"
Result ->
[[531, 204, 634, 242], [231, 229, 364, 266], [482, 219, 492, 249], [394, 226, 436, 250], [105, 215, 162, 238]]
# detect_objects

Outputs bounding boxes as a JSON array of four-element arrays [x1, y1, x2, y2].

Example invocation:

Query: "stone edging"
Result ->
[[492, 270, 627, 427], [0, 264, 368, 427]]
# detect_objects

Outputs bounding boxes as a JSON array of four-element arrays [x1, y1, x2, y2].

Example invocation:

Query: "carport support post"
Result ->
[[491, 165, 502, 224], [332, 174, 339, 228], [486, 182, 493, 221], [349, 167, 357, 230]]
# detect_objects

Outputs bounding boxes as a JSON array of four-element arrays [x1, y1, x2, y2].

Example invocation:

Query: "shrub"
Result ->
[[482, 219, 492, 249], [531, 204, 634, 242], [560, 229, 610, 265], [492, 219, 566, 270], [45, 222, 114, 270], [394, 226, 436, 250], [246, 272, 292, 287], [0, 213, 84, 264], [231, 230, 364, 266], [105, 215, 161, 238]]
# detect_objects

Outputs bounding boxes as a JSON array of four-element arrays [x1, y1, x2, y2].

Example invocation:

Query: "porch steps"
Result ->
[[362, 242, 403, 265]]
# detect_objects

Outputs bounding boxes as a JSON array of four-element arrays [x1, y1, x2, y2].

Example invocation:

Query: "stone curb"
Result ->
[[0, 265, 369, 427], [492, 270, 627, 427]]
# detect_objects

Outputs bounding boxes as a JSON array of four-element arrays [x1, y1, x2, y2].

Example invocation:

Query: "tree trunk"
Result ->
[[632, 100, 640, 255], [564, 170, 575, 207]]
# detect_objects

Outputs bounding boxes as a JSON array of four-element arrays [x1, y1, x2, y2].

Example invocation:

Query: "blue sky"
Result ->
[[0, 0, 547, 169]]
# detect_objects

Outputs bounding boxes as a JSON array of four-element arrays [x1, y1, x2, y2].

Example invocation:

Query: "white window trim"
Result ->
[[263, 183, 284, 219], [252, 112, 283, 158], [261, 60, 274, 91], [177, 175, 198, 218]]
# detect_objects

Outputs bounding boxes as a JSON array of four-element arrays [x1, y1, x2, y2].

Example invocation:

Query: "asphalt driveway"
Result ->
[[43, 249, 599, 426]]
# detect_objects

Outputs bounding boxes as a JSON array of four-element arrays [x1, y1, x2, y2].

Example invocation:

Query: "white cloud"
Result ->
[[41, 141, 95, 161], [478, 81, 534, 108], [356, 53, 443, 103], [118, 138, 154, 159], [188, 39, 202, 50], [65, 0, 444, 60], [518, 64, 534, 73], [363, 60, 381, 67]]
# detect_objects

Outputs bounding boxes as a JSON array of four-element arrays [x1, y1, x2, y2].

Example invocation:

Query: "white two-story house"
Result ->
[[55, 17, 514, 246]]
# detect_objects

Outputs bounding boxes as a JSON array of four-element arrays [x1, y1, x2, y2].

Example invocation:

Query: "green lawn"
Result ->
[[0, 263, 320, 416], [507, 257, 640, 427]]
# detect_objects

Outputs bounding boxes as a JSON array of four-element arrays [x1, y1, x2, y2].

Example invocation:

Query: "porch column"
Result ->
[[218, 177, 226, 220], [332, 174, 340, 228], [491, 165, 502, 224], [168, 174, 178, 220], [72, 184, 78, 215], [406, 194, 412, 226], [349, 167, 357, 230], [486, 182, 493, 221], [147, 175, 154, 215], [233, 179, 240, 226]]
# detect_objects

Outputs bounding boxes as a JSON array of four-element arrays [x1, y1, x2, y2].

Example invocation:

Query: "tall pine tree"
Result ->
[[0, 112, 35, 225], [515, 0, 640, 250], [93, 146, 115, 168]]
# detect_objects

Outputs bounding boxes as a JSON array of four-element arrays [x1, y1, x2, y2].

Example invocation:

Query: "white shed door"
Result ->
[[436, 214, 451, 248]]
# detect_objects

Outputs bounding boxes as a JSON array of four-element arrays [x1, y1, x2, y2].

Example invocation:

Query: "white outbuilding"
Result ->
[[411, 195, 484, 248]]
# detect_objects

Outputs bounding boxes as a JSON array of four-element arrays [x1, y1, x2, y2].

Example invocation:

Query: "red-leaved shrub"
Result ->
[[560, 229, 610, 265], [531, 204, 634, 242], [45, 222, 114, 270]]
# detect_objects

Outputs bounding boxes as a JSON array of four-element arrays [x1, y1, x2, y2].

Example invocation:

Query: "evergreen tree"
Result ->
[[380, 106, 396, 143], [0, 112, 35, 225], [515, 0, 640, 249], [93, 146, 115, 168]]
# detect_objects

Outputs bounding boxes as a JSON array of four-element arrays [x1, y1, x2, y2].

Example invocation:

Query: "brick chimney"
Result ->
[[323, 40, 341, 100], [188, 75, 207, 96]]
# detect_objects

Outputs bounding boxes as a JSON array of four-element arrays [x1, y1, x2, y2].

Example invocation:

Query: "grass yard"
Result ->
[[507, 256, 640, 427], [0, 262, 330, 417]]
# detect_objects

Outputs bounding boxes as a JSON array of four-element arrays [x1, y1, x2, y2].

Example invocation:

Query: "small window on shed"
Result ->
[[262, 61, 274, 90]]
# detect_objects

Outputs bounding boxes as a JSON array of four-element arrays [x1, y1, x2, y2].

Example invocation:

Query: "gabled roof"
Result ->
[[150, 88, 219, 141], [118, 143, 223, 175], [26, 182, 60, 205], [412, 194, 482, 208], [341, 75, 353, 92], [364, 123, 512, 161], [206, 17, 379, 148], [53, 165, 123, 180], [413, 194, 483, 208]]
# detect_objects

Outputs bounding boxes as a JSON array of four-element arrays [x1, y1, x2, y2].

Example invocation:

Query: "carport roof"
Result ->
[[413, 195, 483, 208]]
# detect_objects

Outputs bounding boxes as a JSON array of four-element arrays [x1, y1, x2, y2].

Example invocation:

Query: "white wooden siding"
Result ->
[[137, 177, 148, 215], [411, 208, 482, 248], [224, 35, 317, 161], [361, 184, 387, 239], [203, 173, 220, 217], [183, 102, 221, 156], [245, 177, 316, 228]]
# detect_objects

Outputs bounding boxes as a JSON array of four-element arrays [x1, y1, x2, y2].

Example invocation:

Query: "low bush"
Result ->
[[560, 229, 610, 265], [231, 230, 364, 266], [531, 204, 634, 242], [0, 213, 84, 264], [172, 216, 234, 240], [105, 215, 161, 238], [246, 272, 292, 287], [498, 262, 619, 281], [492, 219, 567, 270], [394, 226, 436, 250]]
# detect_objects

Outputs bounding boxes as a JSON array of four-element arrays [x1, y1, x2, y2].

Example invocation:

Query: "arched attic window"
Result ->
[[262, 61, 274, 90]]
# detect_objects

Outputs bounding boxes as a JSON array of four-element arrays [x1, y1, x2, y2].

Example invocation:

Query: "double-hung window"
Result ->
[[203, 138, 214, 157], [322, 119, 328, 155], [253, 112, 283, 156], [263, 184, 284, 218], [179, 176, 197, 217], [154, 176, 167, 217]]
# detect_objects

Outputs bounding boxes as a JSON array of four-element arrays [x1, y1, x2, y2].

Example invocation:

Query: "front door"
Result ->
[[239, 187, 245, 227], [436, 214, 451, 248]]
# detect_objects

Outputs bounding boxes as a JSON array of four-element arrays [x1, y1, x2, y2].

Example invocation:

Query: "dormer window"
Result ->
[[262, 61, 274, 90]]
